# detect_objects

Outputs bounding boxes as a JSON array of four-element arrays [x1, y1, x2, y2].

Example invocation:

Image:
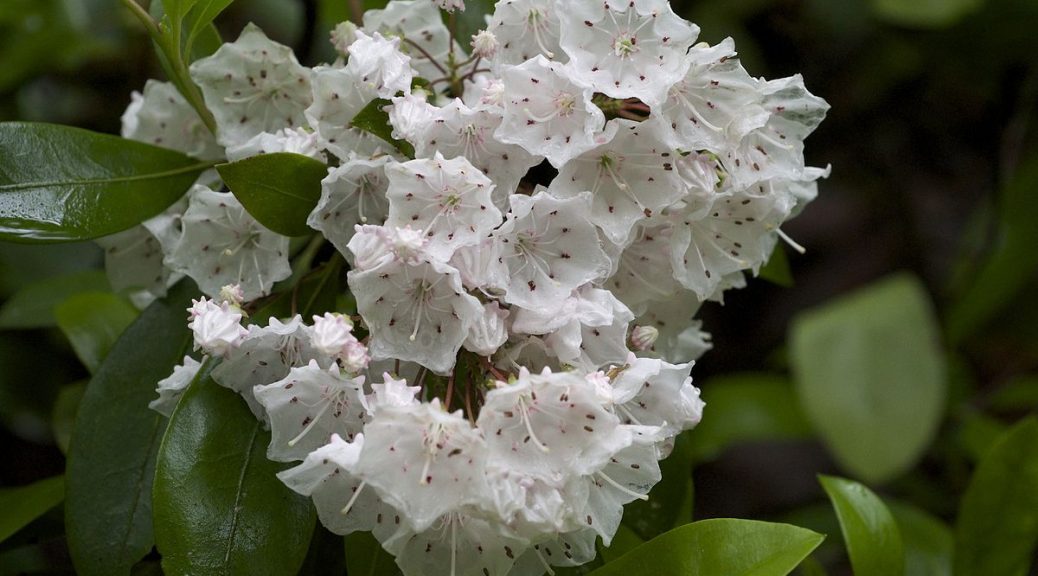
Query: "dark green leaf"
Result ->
[[689, 374, 813, 462], [0, 476, 64, 544], [153, 371, 315, 576], [954, 417, 1038, 576], [345, 531, 400, 576], [819, 475, 904, 576], [0, 269, 109, 329], [297, 527, 347, 576], [55, 292, 139, 373], [790, 274, 946, 483], [66, 279, 198, 576], [587, 519, 824, 576], [351, 99, 416, 158], [888, 502, 952, 576], [217, 152, 328, 237], [956, 411, 1008, 462], [623, 430, 694, 540], [871, 0, 984, 29], [51, 381, 86, 455], [986, 375, 1038, 412], [598, 526, 644, 563], [182, 0, 234, 53], [758, 245, 794, 287], [0, 122, 213, 242], [251, 256, 344, 321]]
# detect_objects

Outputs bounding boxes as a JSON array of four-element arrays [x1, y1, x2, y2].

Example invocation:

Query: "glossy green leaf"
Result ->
[[790, 274, 946, 483], [954, 417, 1038, 576], [599, 525, 645, 563], [66, 279, 197, 576], [153, 371, 315, 576], [217, 152, 328, 237], [297, 527, 347, 576], [689, 374, 813, 462], [623, 430, 694, 540], [587, 519, 824, 576], [51, 381, 86, 454], [888, 502, 952, 576], [871, 0, 983, 28], [0, 269, 109, 329], [55, 292, 139, 373], [0, 122, 214, 242], [759, 245, 794, 287], [819, 475, 904, 576], [345, 531, 401, 576], [351, 99, 416, 158], [0, 476, 64, 544]]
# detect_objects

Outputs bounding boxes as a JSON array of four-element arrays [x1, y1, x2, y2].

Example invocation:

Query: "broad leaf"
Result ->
[[819, 475, 904, 576], [0, 475, 64, 544], [345, 531, 401, 576], [790, 274, 946, 483], [689, 374, 812, 462], [55, 292, 139, 373], [623, 431, 694, 540], [889, 502, 952, 576], [587, 519, 824, 576], [954, 417, 1038, 576], [871, 0, 984, 29], [65, 279, 198, 576], [351, 99, 416, 158], [0, 269, 109, 329], [51, 381, 86, 455], [0, 122, 213, 242], [758, 245, 794, 287], [218, 152, 328, 237], [153, 371, 315, 576]]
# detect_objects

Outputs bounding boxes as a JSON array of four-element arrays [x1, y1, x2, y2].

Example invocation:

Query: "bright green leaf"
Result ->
[[759, 245, 794, 287], [345, 531, 401, 576], [0, 269, 109, 329], [0, 476, 64, 544], [0, 122, 214, 242], [182, 0, 234, 53], [888, 502, 952, 576], [689, 374, 813, 462], [153, 370, 315, 576], [351, 99, 416, 158], [587, 519, 824, 576], [954, 417, 1038, 576], [623, 431, 694, 540], [217, 152, 328, 237], [55, 292, 139, 373], [51, 381, 86, 454], [66, 280, 198, 576], [819, 475, 904, 576], [871, 0, 984, 29], [790, 274, 946, 483]]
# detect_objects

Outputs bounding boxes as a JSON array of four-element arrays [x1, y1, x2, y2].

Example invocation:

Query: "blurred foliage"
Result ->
[[1, 0, 1037, 574]]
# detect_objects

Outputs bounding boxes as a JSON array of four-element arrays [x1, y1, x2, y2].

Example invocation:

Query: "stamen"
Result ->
[[596, 471, 649, 501], [518, 398, 550, 452], [287, 399, 331, 447], [775, 228, 806, 254], [340, 480, 367, 515]]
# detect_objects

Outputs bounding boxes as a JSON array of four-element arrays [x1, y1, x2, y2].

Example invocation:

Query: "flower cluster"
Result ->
[[108, 0, 828, 573]]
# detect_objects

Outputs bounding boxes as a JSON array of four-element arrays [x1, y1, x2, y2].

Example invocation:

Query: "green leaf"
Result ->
[[871, 0, 984, 28], [351, 99, 416, 158], [790, 274, 946, 483], [182, 0, 234, 53], [153, 371, 315, 576], [819, 475, 904, 576], [297, 527, 347, 576], [217, 152, 328, 237], [758, 245, 794, 287], [947, 154, 1038, 344], [689, 374, 813, 462], [345, 531, 400, 576], [51, 381, 86, 455], [888, 502, 952, 576], [954, 417, 1038, 576], [65, 279, 198, 576], [956, 411, 1008, 462], [0, 269, 109, 329], [623, 431, 694, 540], [0, 122, 214, 242], [587, 519, 824, 576], [0, 476, 64, 544], [55, 292, 139, 373], [599, 525, 645, 563], [252, 256, 344, 321], [987, 375, 1038, 412]]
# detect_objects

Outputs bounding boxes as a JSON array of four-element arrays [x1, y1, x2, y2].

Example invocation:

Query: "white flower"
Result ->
[[165, 185, 291, 301], [342, 340, 372, 374], [635, 291, 712, 362], [603, 218, 682, 314], [470, 30, 499, 59], [311, 312, 357, 357], [330, 21, 359, 55], [187, 297, 247, 357], [385, 508, 529, 576], [557, 0, 699, 107], [190, 23, 312, 148], [368, 372, 421, 410], [254, 360, 369, 461], [486, 0, 563, 66], [384, 153, 502, 261], [121, 79, 222, 159], [347, 30, 414, 99], [149, 356, 202, 417], [434, 0, 465, 12], [611, 354, 703, 437], [225, 127, 327, 162], [495, 56, 605, 168], [463, 301, 509, 357], [388, 93, 439, 144], [363, 0, 458, 82], [308, 155, 392, 255], [305, 65, 382, 160]]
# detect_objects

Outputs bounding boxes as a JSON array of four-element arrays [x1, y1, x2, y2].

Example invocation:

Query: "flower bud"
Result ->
[[330, 21, 358, 55], [629, 325, 659, 351], [470, 30, 499, 59]]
